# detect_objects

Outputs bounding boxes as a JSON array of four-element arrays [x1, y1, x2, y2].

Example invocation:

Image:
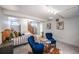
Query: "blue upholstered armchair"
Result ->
[[46, 33, 56, 45], [28, 36, 44, 54]]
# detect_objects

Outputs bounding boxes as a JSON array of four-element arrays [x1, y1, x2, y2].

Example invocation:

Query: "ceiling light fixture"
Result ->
[[46, 5, 59, 20], [46, 5, 59, 15]]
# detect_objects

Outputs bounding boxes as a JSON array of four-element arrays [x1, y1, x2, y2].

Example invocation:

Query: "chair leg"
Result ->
[[28, 51, 33, 54], [51, 43, 56, 48], [54, 44, 56, 48]]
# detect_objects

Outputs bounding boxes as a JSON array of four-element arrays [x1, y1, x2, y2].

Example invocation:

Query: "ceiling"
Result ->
[[0, 5, 79, 21]]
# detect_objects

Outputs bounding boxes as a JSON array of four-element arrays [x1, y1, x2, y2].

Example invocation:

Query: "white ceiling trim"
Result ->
[[1, 8, 45, 22], [0, 5, 79, 20]]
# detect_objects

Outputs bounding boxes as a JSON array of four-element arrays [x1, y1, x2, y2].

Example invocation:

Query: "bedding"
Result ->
[[12, 35, 28, 46]]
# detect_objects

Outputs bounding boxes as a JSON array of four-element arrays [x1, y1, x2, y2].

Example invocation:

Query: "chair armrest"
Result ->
[[35, 42, 39, 45]]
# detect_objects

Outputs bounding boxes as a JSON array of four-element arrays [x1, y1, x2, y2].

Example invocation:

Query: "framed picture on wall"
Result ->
[[56, 18, 64, 30], [47, 23, 51, 29]]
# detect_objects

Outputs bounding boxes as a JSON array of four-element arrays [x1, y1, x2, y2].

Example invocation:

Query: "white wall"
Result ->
[[43, 17, 79, 47], [20, 19, 28, 34], [64, 17, 79, 47], [0, 8, 10, 44]]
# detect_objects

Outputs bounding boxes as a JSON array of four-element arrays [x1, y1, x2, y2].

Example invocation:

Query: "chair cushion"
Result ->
[[28, 36, 44, 54], [46, 33, 56, 44], [46, 33, 53, 39]]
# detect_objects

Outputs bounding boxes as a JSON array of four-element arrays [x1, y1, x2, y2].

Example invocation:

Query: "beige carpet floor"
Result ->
[[13, 41, 79, 54]]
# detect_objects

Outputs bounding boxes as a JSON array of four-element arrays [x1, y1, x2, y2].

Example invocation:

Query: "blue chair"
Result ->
[[28, 36, 44, 54], [46, 33, 56, 45]]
